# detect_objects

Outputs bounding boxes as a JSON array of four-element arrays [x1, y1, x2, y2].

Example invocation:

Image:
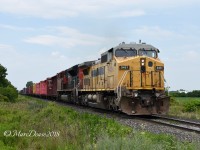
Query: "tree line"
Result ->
[[169, 90, 200, 97], [0, 64, 18, 102]]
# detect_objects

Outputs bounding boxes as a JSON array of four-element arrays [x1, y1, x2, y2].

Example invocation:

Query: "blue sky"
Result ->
[[0, 0, 200, 91]]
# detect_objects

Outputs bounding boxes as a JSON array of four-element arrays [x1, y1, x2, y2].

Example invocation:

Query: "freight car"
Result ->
[[23, 42, 169, 115]]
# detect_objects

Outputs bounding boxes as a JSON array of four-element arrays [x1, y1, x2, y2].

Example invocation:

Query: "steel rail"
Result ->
[[142, 115, 200, 134], [152, 115, 200, 127]]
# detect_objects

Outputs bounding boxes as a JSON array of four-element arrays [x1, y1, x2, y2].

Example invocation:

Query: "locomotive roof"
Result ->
[[113, 43, 159, 51], [78, 61, 95, 68]]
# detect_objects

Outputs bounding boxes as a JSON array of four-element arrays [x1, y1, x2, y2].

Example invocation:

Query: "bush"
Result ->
[[0, 94, 9, 102], [94, 132, 197, 150], [0, 64, 18, 102], [187, 90, 200, 97], [183, 100, 200, 112], [170, 98, 177, 105], [0, 86, 18, 102], [170, 90, 200, 97]]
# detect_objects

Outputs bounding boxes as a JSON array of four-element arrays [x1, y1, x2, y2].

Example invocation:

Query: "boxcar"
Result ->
[[33, 83, 36, 95], [28, 85, 33, 95], [40, 80, 47, 96], [23, 88, 26, 95], [47, 75, 57, 99], [36, 83, 40, 95]]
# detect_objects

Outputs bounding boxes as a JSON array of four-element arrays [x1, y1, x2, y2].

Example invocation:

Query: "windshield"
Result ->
[[115, 49, 137, 57], [138, 50, 157, 58]]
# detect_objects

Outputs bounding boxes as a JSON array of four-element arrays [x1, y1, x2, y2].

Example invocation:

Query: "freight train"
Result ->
[[21, 42, 170, 115]]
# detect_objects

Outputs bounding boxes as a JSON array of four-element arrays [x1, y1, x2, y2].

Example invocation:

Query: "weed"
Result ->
[[0, 95, 199, 149], [169, 97, 200, 119]]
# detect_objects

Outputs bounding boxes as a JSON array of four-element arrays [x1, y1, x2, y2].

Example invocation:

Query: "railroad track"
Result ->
[[53, 99, 200, 134], [142, 115, 200, 134]]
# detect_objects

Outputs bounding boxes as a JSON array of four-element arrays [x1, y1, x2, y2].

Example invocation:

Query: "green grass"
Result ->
[[0, 95, 199, 150], [169, 97, 200, 119]]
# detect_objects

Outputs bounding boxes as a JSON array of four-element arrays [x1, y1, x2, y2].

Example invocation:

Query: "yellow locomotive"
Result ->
[[77, 42, 169, 115], [23, 41, 169, 115]]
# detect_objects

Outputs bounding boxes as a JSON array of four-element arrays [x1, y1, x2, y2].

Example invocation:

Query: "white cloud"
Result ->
[[0, 0, 199, 19], [51, 51, 65, 59], [24, 35, 63, 46], [130, 26, 200, 51], [0, 0, 77, 19], [0, 24, 34, 31], [24, 34, 100, 48], [132, 26, 185, 40], [0, 44, 13, 49], [0, 0, 101, 19], [23, 26, 118, 48], [110, 10, 146, 18]]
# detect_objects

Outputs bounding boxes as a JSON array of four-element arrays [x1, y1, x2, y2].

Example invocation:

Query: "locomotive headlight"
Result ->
[[140, 58, 145, 66], [134, 92, 138, 97], [155, 93, 160, 97], [140, 58, 146, 72]]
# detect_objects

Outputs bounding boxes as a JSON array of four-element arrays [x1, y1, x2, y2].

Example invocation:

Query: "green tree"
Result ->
[[26, 81, 33, 88], [187, 90, 200, 97], [0, 63, 18, 102], [0, 64, 8, 87], [170, 90, 200, 97], [0, 64, 7, 79]]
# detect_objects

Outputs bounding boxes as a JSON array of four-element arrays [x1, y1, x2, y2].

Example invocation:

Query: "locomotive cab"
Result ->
[[112, 42, 169, 115]]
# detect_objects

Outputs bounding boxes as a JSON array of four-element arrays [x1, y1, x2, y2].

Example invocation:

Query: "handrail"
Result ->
[[161, 71, 170, 95], [116, 70, 131, 104]]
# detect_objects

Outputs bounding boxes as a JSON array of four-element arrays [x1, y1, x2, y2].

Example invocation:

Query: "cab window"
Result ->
[[115, 49, 137, 57], [138, 50, 157, 58]]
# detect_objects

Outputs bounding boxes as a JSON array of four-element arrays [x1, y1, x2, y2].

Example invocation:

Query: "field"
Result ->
[[0, 95, 199, 150], [169, 97, 200, 120]]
